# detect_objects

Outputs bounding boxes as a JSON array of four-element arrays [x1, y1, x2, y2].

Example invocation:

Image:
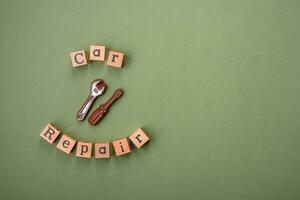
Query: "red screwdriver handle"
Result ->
[[103, 89, 123, 110], [88, 89, 123, 126]]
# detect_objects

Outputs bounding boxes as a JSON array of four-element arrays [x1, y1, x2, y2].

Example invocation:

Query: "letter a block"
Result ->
[[76, 141, 92, 158], [112, 138, 131, 156], [107, 50, 124, 68], [40, 123, 61, 144], [129, 128, 150, 148], [70, 50, 87, 67], [56, 134, 77, 154], [94, 143, 110, 159], [90, 45, 106, 61]]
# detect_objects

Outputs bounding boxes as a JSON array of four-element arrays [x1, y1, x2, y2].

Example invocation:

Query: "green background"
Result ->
[[0, 0, 299, 199]]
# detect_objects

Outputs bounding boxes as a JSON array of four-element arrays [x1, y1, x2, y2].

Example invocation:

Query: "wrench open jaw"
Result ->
[[76, 79, 107, 121]]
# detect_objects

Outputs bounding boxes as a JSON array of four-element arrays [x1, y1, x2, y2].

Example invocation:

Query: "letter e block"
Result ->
[[129, 128, 150, 148], [70, 50, 87, 67], [112, 138, 131, 156], [76, 141, 92, 158], [107, 50, 124, 68], [94, 143, 110, 159], [90, 45, 106, 61], [56, 134, 77, 154], [40, 123, 61, 144]]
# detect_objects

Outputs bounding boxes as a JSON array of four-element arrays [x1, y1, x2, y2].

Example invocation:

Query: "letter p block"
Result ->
[[76, 141, 92, 158]]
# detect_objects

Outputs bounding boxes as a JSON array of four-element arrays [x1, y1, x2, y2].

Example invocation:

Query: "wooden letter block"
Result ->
[[40, 123, 61, 144], [129, 128, 150, 148], [107, 50, 124, 68], [112, 138, 131, 156], [94, 143, 110, 159], [56, 134, 77, 154], [70, 50, 87, 67], [90, 45, 106, 61], [76, 141, 92, 158]]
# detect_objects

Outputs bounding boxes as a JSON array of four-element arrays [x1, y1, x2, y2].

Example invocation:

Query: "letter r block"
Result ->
[[107, 50, 124, 68], [40, 123, 61, 144], [70, 50, 88, 67], [129, 128, 150, 148]]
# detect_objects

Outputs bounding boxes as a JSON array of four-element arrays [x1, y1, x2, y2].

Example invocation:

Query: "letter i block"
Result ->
[[40, 123, 61, 144], [90, 45, 106, 61], [76, 141, 93, 158], [107, 50, 124, 68], [129, 128, 150, 148], [70, 50, 88, 67], [94, 143, 110, 159], [56, 134, 77, 154], [112, 138, 131, 156]]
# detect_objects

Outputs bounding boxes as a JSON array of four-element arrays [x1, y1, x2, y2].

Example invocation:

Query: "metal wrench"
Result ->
[[76, 79, 107, 121]]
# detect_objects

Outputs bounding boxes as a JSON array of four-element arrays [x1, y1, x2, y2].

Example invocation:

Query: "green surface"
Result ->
[[0, 0, 299, 199]]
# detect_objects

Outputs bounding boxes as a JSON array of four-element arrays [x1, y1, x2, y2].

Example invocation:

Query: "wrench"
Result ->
[[76, 79, 107, 121]]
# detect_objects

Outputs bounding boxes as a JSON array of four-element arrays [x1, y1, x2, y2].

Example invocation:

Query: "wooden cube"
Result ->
[[40, 123, 61, 144], [94, 143, 110, 159], [90, 45, 106, 61], [76, 141, 92, 158], [70, 50, 87, 67], [56, 134, 77, 154], [107, 50, 124, 68], [112, 138, 131, 156], [129, 128, 150, 148]]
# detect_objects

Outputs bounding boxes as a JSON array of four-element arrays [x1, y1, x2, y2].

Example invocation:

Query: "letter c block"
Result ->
[[70, 50, 88, 67]]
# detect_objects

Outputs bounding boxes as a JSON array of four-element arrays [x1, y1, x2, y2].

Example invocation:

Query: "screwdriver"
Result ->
[[88, 89, 123, 126]]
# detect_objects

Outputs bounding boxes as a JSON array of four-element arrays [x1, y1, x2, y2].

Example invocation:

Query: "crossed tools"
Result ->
[[76, 79, 123, 125]]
